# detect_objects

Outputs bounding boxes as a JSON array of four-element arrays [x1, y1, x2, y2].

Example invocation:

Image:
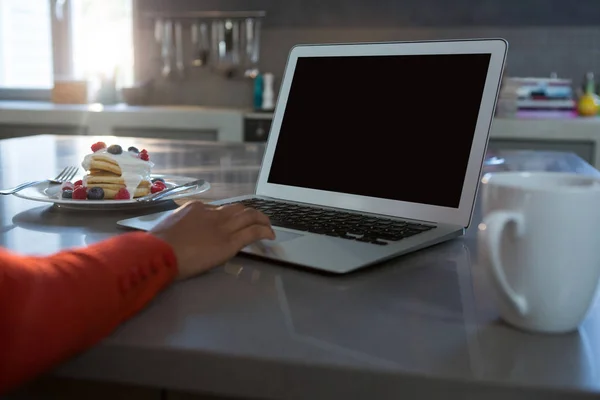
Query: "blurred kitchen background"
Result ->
[[2, 0, 600, 165], [133, 0, 600, 107]]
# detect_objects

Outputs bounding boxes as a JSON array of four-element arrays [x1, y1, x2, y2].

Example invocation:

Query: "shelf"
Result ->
[[143, 11, 266, 20]]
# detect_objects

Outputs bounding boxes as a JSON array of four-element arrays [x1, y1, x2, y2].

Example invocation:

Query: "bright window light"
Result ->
[[71, 0, 134, 88], [0, 0, 54, 89]]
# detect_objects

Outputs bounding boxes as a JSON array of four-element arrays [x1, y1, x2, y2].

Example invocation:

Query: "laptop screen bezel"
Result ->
[[255, 39, 508, 228]]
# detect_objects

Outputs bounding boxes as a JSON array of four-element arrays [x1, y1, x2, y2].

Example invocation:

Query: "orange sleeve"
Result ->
[[0, 232, 178, 394]]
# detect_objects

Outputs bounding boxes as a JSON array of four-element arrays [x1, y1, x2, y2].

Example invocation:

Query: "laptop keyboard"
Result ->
[[225, 198, 436, 246]]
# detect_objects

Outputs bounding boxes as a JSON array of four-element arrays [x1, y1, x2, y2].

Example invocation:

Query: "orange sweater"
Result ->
[[0, 232, 178, 394]]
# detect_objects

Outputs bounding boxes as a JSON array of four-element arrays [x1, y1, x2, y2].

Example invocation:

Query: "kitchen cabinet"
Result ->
[[488, 138, 595, 165], [0, 124, 87, 139], [112, 127, 217, 141], [243, 113, 272, 142], [0, 101, 244, 142]]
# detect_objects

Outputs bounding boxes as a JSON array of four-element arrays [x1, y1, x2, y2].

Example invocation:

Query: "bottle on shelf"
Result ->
[[577, 72, 599, 117], [253, 74, 264, 110], [261, 72, 275, 111]]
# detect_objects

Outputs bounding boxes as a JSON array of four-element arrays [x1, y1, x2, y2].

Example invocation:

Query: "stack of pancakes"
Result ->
[[85, 154, 151, 199]]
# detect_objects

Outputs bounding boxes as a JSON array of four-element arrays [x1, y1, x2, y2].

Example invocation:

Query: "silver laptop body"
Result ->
[[118, 39, 508, 274]]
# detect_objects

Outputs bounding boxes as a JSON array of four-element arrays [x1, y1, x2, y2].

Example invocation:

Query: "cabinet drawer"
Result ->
[[244, 119, 271, 142]]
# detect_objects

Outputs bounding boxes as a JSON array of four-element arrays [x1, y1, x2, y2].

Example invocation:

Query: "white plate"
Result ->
[[12, 174, 211, 211]]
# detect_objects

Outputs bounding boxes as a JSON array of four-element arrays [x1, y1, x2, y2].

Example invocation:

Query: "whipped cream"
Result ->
[[82, 148, 154, 198]]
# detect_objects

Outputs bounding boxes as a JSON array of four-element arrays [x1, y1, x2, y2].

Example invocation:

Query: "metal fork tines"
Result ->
[[0, 166, 79, 195], [49, 166, 79, 184]]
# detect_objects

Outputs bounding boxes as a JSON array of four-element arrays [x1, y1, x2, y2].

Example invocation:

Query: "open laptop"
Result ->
[[118, 38, 508, 274]]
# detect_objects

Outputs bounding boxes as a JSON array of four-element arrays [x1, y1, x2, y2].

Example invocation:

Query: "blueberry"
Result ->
[[62, 190, 73, 199], [128, 146, 139, 154], [151, 177, 165, 184], [87, 187, 105, 200], [107, 144, 123, 155]]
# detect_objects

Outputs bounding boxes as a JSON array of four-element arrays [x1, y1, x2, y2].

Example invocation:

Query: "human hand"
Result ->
[[150, 201, 275, 280]]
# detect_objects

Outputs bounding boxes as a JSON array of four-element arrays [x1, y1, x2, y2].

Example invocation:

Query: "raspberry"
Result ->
[[151, 182, 166, 193], [115, 188, 130, 200], [72, 186, 88, 200], [91, 142, 106, 152], [140, 149, 148, 154], [140, 152, 149, 161], [73, 180, 83, 187]]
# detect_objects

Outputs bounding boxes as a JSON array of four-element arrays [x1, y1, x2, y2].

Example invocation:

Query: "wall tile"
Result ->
[[137, 0, 600, 27], [133, 0, 600, 107]]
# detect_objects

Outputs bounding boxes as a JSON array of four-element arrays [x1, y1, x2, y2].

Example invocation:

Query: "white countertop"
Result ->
[[491, 110, 600, 141], [0, 100, 250, 114], [0, 101, 249, 142], [3, 102, 600, 144]]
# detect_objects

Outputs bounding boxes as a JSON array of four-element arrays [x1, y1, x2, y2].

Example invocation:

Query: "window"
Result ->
[[0, 0, 54, 89], [71, 0, 134, 88], [0, 0, 134, 98]]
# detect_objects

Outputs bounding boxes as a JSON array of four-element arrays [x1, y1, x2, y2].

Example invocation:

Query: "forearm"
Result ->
[[0, 232, 178, 393]]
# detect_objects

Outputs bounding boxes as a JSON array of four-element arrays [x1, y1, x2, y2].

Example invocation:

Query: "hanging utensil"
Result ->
[[199, 22, 210, 67], [211, 19, 228, 72], [211, 19, 241, 78], [243, 18, 261, 78], [161, 20, 173, 79], [175, 21, 185, 78], [191, 22, 210, 67], [210, 19, 221, 69], [230, 19, 241, 68], [154, 18, 163, 44], [191, 22, 201, 66]]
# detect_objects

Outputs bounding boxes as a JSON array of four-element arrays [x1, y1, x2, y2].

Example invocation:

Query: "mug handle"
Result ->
[[481, 211, 529, 316]]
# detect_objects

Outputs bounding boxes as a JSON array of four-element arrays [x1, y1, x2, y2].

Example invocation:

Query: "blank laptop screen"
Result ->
[[267, 53, 492, 209]]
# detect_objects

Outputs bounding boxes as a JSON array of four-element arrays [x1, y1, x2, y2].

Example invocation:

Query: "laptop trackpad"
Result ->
[[272, 228, 304, 243], [244, 228, 303, 256]]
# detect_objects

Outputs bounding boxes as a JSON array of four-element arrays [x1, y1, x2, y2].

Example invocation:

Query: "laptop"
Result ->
[[118, 38, 508, 274]]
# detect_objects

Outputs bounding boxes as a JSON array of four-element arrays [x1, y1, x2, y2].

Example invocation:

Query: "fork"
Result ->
[[0, 166, 79, 195], [136, 179, 205, 202]]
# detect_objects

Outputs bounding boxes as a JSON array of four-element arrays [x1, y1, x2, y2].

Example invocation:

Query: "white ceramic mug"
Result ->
[[478, 171, 600, 334]]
